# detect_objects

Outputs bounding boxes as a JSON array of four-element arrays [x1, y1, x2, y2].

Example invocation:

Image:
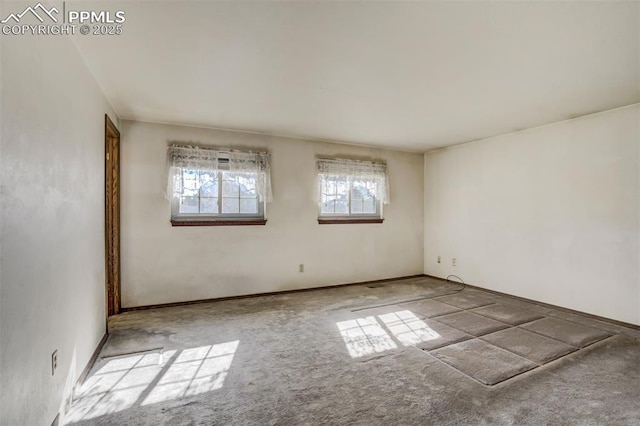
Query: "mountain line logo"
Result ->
[[1, 2, 126, 36], [1, 2, 59, 24]]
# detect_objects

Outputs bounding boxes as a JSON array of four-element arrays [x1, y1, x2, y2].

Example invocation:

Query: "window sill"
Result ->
[[171, 219, 267, 227], [318, 218, 384, 225]]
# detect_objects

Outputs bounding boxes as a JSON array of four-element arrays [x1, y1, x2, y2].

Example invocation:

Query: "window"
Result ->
[[320, 175, 379, 216], [317, 158, 389, 224], [167, 145, 271, 226], [176, 168, 261, 216]]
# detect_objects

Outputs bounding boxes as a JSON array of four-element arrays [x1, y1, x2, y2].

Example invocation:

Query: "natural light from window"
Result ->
[[142, 341, 239, 405], [336, 316, 397, 358], [178, 169, 259, 215], [64, 341, 239, 423], [336, 310, 441, 359], [320, 175, 378, 216], [378, 310, 440, 346]]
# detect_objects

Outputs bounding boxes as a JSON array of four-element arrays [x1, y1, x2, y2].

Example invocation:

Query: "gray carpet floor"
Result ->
[[64, 276, 640, 425]]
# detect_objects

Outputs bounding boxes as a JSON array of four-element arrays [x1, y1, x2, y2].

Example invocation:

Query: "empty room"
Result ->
[[1, 0, 639, 425]]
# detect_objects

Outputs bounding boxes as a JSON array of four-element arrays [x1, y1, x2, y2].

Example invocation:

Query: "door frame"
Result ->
[[105, 114, 121, 318]]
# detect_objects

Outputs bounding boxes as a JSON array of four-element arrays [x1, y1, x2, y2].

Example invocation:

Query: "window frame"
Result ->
[[317, 173, 384, 224], [170, 162, 267, 226]]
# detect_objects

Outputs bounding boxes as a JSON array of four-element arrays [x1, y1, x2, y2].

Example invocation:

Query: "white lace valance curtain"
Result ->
[[167, 145, 272, 202], [316, 158, 390, 204], [168, 145, 220, 173]]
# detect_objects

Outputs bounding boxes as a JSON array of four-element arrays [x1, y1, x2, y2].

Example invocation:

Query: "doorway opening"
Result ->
[[105, 115, 121, 317]]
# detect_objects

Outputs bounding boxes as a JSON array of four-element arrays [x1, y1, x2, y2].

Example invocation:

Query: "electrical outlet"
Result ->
[[437, 256, 441, 264], [452, 258, 457, 267], [51, 350, 58, 375], [299, 264, 304, 273]]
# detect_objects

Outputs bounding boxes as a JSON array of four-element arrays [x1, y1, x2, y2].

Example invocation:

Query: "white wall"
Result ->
[[0, 25, 117, 426], [120, 120, 424, 307], [424, 104, 640, 325]]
